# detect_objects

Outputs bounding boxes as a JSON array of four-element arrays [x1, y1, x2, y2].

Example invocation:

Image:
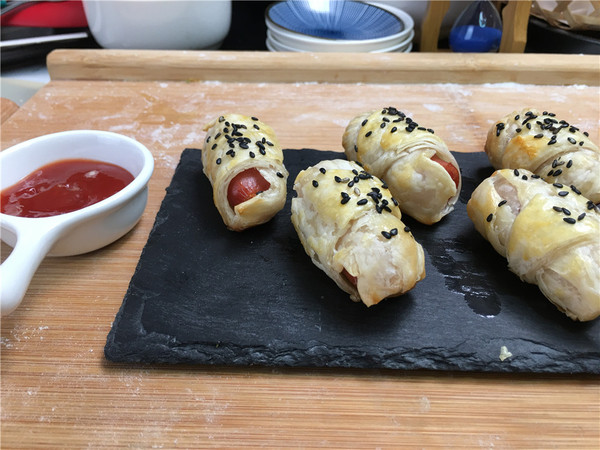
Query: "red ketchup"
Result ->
[[1, 159, 134, 218]]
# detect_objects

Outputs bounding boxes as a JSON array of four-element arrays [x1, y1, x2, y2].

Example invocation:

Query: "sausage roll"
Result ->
[[291, 159, 425, 307], [202, 114, 288, 231], [342, 106, 461, 225], [467, 168, 600, 321], [485, 107, 600, 203]]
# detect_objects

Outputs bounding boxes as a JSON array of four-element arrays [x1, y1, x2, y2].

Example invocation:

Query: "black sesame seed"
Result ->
[[553, 206, 563, 212], [516, 128, 522, 133], [568, 137, 576, 144], [211, 143, 217, 150], [259, 148, 266, 155], [404, 226, 411, 233], [553, 169, 563, 176], [534, 133, 544, 139], [391, 127, 398, 133], [513, 169, 520, 176], [563, 217, 576, 224], [571, 185, 582, 195], [427, 128, 435, 134], [390, 228, 398, 236], [587, 201, 596, 210], [486, 213, 493, 222], [361, 119, 368, 126], [381, 230, 392, 239], [579, 141, 584, 146], [578, 212, 586, 221], [567, 160, 573, 168], [334, 176, 342, 183], [526, 123, 532, 130], [380, 122, 386, 129], [253, 124, 260, 130], [312, 180, 319, 188], [354, 145, 358, 152], [365, 131, 372, 137], [553, 182, 563, 188], [276, 172, 284, 178], [357, 198, 368, 205], [495, 122, 505, 136], [251, 116, 258, 121], [218, 116, 225, 122], [341, 195, 350, 205], [583, 131, 589, 137], [266, 141, 273, 146], [558, 191, 569, 197], [547, 170, 555, 176], [562, 207, 571, 216], [522, 175, 528, 180], [498, 200, 507, 207], [249, 151, 255, 158], [216, 158, 221, 165], [206, 136, 211, 143], [319, 167, 326, 174]]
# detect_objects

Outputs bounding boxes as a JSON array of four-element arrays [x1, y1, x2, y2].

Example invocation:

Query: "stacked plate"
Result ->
[[265, 1, 414, 53]]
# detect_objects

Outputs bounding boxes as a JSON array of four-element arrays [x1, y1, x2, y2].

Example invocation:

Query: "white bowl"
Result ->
[[265, 2, 414, 53], [267, 28, 414, 53], [0, 130, 154, 316], [83, 0, 232, 50]]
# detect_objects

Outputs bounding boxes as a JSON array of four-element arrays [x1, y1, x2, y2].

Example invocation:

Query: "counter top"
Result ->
[[1, 50, 598, 448]]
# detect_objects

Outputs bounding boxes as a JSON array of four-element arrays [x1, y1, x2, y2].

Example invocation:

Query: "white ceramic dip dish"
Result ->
[[0, 130, 154, 316]]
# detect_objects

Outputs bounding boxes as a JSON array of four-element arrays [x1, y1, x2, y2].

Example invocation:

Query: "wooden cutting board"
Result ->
[[1, 50, 599, 449]]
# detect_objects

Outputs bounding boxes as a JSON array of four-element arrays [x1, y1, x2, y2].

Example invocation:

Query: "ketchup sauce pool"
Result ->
[[1, 159, 134, 218]]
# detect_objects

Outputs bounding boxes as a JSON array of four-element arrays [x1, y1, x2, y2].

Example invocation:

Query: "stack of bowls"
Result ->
[[265, 1, 414, 53]]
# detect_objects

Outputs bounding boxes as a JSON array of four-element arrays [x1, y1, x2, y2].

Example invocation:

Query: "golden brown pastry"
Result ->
[[467, 168, 600, 321], [202, 114, 288, 231], [485, 107, 599, 203], [342, 106, 461, 225], [291, 159, 425, 307]]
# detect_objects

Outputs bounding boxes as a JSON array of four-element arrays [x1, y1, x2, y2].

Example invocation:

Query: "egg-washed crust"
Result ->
[[467, 168, 600, 321], [342, 106, 461, 225], [201, 113, 289, 231], [485, 107, 600, 203], [291, 159, 425, 307]]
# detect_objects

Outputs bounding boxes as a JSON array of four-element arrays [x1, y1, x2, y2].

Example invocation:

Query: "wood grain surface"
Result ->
[[1, 50, 599, 449]]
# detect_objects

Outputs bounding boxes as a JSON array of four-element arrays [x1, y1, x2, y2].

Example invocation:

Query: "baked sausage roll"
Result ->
[[485, 107, 600, 203], [291, 159, 425, 307], [202, 114, 288, 231], [467, 168, 600, 321], [342, 106, 461, 225]]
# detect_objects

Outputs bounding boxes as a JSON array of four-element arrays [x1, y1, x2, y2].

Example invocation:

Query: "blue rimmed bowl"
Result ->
[[265, 1, 414, 52]]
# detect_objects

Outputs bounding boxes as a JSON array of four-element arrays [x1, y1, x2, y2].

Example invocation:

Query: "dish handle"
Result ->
[[1, 220, 61, 317]]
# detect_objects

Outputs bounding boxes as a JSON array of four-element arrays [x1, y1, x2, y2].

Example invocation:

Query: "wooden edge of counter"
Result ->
[[47, 49, 600, 85]]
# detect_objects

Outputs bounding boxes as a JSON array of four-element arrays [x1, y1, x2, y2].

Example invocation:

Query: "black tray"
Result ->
[[105, 149, 599, 374]]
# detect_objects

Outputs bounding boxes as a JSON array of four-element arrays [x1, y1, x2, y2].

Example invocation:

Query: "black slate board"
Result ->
[[105, 149, 600, 374]]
